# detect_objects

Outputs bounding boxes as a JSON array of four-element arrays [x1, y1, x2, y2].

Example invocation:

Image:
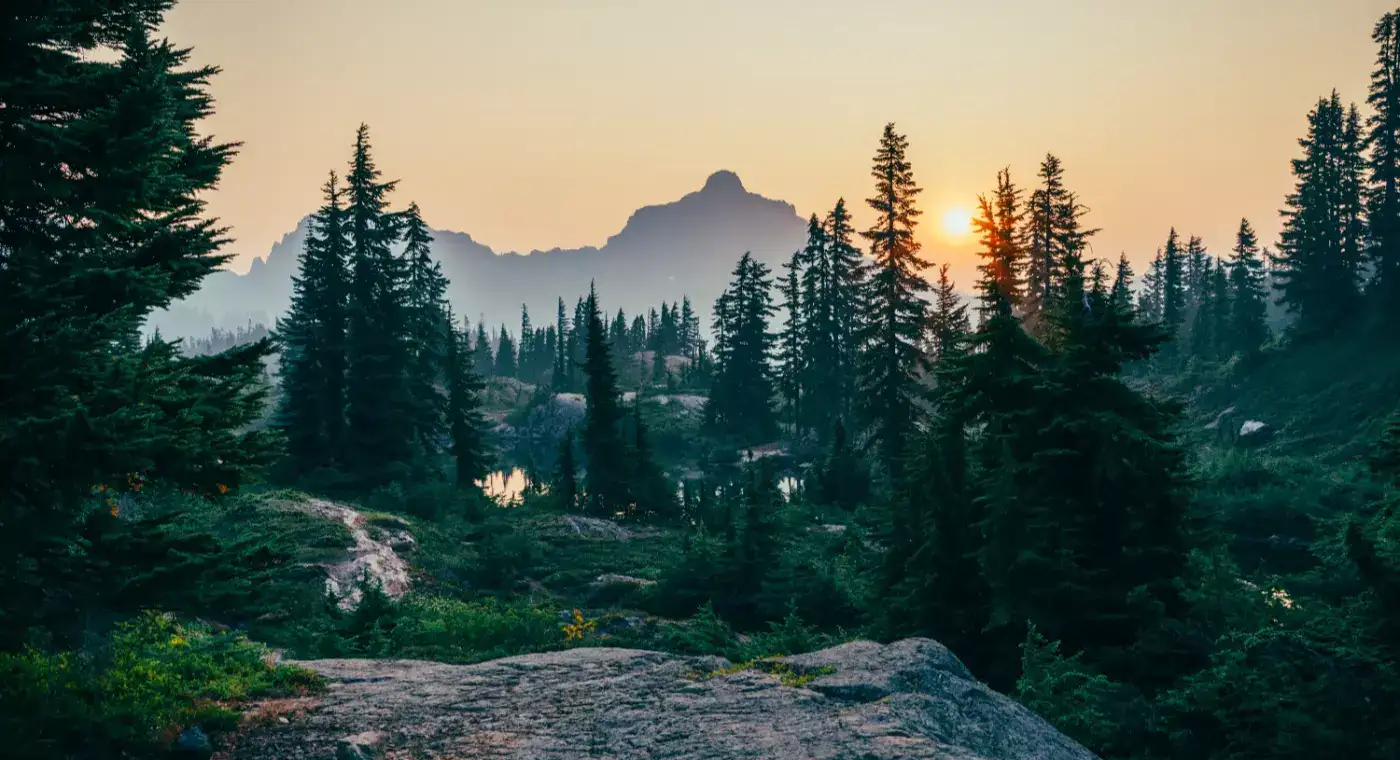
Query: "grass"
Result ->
[[687, 658, 837, 687]]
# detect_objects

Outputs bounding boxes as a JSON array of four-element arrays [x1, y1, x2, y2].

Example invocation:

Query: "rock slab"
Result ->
[[230, 638, 1095, 759]]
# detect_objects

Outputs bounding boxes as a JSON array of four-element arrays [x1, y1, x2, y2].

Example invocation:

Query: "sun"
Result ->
[[941, 208, 973, 238]]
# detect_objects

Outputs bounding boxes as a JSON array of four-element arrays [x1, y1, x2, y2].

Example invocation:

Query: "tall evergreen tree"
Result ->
[[972, 169, 1026, 313], [473, 321, 494, 376], [444, 309, 489, 488], [1368, 9, 1400, 311], [776, 249, 806, 435], [628, 401, 676, 521], [0, 4, 279, 643], [276, 171, 350, 474], [1160, 228, 1187, 334], [678, 297, 700, 360], [580, 284, 629, 516], [610, 308, 630, 363], [400, 201, 450, 461], [553, 428, 579, 511], [553, 297, 571, 390], [1227, 218, 1270, 354], [1185, 235, 1211, 306], [708, 253, 778, 441], [343, 123, 412, 484], [1110, 253, 1135, 314], [928, 263, 971, 361], [494, 326, 517, 378], [858, 123, 930, 481], [1138, 249, 1165, 324], [1274, 92, 1366, 337]]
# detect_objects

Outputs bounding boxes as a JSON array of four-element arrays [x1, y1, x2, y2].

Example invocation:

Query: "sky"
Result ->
[[163, 0, 1389, 282]]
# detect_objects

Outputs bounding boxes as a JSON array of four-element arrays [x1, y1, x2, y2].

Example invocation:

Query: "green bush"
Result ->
[[0, 611, 321, 760], [396, 596, 563, 663]]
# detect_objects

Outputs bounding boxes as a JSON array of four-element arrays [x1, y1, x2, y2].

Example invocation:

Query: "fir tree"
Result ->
[[444, 309, 489, 487], [776, 249, 806, 435], [1368, 10, 1400, 311], [928, 263, 971, 361], [707, 253, 778, 442], [1227, 218, 1270, 354], [276, 171, 350, 474], [1110, 253, 1135, 315], [553, 297, 571, 390], [553, 428, 579, 511], [494, 326, 517, 379], [678, 297, 700, 359], [628, 402, 676, 521], [1138, 250, 1165, 324], [972, 168, 1026, 314], [858, 123, 930, 482], [343, 123, 412, 485], [400, 201, 450, 462], [1185, 235, 1211, 306], [1274, 92, 1366, 337], [1189, 257, 1224, 362], [473, 321, 494, 376], [610, 308, 630, 364], [580, 284, 629, 516], [0, 4, 278, 642], [1160, 228, 1187, 334]]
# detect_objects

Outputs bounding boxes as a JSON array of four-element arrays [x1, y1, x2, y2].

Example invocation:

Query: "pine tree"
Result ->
[[580, 284, 629, 516], [400, 201, 451, 462], [1274, 92, 1366, 338], [1160, 228, 1187, 334], [276, 171, 350, 474], [0, 5, 278, 643], [473, 321, 494, 376], [553, 428, 579, 511], [1185, 235, 1211, 306], [444, 309, 489, 487], [776, 249, 806, 435], [494, 326, 517, 378], [708, 253, 778, 441], [343, 123, 412, 485], [610, 308, 630, 364], [1368, 10, 1400, 312], [1110, 254, 1135, 315], [1138, 250, 1165, 324], [1189, 257, 1223, 362], [827, 199, 867, 427], [519, 305, 535, 380], [678, 297, 700, 359], [972, 169, 1026, 314], [928, 263, 971, 361], [628, 402, 677, 521], [553, 297, 571, 390], [1227, 218, 1270, 354], [858, 123, 930, 482]]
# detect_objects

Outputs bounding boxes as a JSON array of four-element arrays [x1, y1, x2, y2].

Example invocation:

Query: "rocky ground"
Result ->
[[228, 639, 1094, 760]]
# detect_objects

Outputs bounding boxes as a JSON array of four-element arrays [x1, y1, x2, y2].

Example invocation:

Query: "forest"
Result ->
[[3, 2, 1400, 759]]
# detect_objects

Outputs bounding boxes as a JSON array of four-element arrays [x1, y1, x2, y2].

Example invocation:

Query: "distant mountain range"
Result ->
[[150, 170, 808, 339]]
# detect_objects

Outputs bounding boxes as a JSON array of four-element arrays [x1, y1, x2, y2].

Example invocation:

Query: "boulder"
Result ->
[[228, 639, 1096, 759]]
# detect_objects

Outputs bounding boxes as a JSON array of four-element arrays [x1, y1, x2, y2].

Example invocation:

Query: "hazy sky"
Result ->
[[164, 0, 1388, 282]]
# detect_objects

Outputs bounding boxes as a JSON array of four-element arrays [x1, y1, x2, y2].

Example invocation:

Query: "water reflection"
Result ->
[[477, 468, 542, 505]]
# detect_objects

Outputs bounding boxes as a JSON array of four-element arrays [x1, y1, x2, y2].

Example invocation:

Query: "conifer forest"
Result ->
[[6, 2, 1400, 758]]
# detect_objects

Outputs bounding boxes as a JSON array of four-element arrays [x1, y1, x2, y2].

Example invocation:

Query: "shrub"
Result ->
[[0, 611, 320, 760]]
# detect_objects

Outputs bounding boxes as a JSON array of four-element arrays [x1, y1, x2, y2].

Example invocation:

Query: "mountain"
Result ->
[[150, 170, 807, 338]]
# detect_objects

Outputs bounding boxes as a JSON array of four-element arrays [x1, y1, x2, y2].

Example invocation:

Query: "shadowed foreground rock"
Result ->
[[230, 638, 1095, 759]]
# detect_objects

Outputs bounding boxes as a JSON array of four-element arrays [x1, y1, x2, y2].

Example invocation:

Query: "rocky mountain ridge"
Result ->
[[151, 170, 807, 339]]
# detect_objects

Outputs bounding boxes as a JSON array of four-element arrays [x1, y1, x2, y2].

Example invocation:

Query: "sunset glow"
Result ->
[[941, 208, 973, 239]]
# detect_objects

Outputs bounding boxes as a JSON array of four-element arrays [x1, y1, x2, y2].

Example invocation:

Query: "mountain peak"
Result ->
[[702, 170, 745, 194]]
